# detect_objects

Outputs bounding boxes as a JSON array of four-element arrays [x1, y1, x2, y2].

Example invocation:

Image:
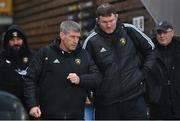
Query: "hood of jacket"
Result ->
[[3, 24, 28, 50]]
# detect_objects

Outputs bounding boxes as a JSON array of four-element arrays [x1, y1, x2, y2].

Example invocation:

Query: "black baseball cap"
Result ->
[[155, 20, 173, 32]]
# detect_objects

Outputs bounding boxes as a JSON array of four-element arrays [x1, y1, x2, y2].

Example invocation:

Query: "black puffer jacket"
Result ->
[[150, 36, 180, 118], [24, 37, 102, 119], [83, 21, 155, 106], [0, 25, 34, 106]]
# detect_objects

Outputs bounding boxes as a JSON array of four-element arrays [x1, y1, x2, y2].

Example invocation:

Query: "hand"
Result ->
[[29, 106, 41, 118], [67, 73, 80, 84], [85, 97, 92, 105]]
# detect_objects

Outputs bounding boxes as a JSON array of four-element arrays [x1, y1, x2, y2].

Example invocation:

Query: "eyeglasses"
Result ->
[[157, 29, 173, 35]]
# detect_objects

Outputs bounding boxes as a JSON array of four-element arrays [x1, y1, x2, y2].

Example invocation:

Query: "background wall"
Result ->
[[13, 0, 155, 50], [141, 0, 180, 35]]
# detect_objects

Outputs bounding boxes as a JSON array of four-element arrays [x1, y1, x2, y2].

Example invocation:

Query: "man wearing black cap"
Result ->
[[0, 25, 34, 109], [149, 20, 180, 119]]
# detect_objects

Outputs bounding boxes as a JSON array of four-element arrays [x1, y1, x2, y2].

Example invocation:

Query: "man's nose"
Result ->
[[159, 33, 165, 37], [107, 22, 111, 27], [13, 39, 20, 45], [74, 37, 79, 43]]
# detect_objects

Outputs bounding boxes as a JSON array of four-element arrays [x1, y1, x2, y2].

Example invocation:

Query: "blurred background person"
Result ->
[[0, 24, 34, 108], [0, 91, 28, 120]]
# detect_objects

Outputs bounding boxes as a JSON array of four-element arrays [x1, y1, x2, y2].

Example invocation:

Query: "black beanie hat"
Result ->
[[5, 30, 25, 41]]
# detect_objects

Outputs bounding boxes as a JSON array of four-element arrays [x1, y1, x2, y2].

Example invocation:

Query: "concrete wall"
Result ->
[[141, 0, 180, 35]]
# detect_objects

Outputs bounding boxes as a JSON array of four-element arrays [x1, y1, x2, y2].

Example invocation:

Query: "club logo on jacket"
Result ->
[[100, 47, 107, 53], [75, 58, 81, 65], [119, 38, 126, 46], [22, 57, 28, 63], [12, 32, 18, 37]]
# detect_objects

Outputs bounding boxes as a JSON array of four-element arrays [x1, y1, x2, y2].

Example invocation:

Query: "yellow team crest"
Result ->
[[23, 57, 28, 63], [75, 58, 81, 65], [12, 32, 18, 37], [119, 38, 126, 46]]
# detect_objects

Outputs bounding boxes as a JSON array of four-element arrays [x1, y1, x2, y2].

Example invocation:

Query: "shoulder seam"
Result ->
[[82, 31, 97, 49], [123, 23, 155, 49]]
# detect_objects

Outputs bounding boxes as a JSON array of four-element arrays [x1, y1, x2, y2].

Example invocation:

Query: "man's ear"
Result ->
[[115, 14, 118, 20], [60, 32, 64, 38], [171, 29, 175, 37], [96, 18, 99, 23]]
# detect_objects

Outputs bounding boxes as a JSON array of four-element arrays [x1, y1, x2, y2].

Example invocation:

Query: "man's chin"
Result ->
[[105, 30, 114, 34]]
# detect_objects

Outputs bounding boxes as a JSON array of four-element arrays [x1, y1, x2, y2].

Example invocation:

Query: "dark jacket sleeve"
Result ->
[[126, 24, 161, 103], [125, 24, 156, 76], [79, 50, 102, 90], [23, 47, 47, 110]]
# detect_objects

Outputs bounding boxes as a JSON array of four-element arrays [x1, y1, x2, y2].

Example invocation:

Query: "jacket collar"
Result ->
[[49, 37, 82, 55]]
